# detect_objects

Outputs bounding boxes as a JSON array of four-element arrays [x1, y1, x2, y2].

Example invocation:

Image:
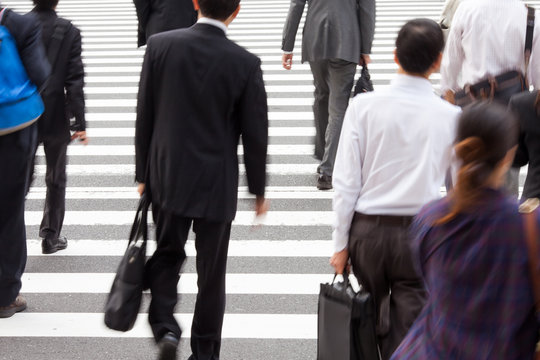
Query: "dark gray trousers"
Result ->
[[0, 123, 37, 306], [309, 59, 357, 176], [29, 137, 68, 240], [348, 213, 427, 360]]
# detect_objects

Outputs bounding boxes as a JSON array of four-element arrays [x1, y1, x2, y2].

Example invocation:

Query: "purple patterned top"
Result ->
[[391, 188, 539, 360]]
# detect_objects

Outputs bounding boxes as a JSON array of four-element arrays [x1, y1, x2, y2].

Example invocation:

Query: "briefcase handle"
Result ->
[[128, 192, 150, 246]]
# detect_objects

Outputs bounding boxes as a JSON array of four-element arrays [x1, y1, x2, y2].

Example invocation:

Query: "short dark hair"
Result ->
[[198, 0, 240, 21], [395, 18, 444, 75], [33, 0, 59, 10]]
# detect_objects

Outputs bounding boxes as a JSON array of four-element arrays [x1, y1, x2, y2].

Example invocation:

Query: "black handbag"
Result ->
[[452, 6, 535, 107], [353, 65, 374, 96], [317, 272, 379, 360], [104, 192, 150, 332]]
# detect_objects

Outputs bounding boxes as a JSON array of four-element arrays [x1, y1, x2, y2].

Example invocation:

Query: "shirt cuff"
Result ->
[[332, 230, 349, 253]]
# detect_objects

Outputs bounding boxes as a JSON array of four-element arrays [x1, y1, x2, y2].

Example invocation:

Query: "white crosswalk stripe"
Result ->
[[1, 0, 536, 358]]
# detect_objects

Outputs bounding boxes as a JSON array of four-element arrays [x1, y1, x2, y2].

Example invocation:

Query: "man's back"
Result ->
[[334, 75, 460, 215], [32, 8, 85, 139], [441, 0, 540, 91], [282, 0, 374, 63], [135, 23, 268, 222]]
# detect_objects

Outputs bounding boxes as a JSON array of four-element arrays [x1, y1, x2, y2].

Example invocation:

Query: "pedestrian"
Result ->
[[135, 0, 269, 358], [510, 91, 540, 200], [438, 0, 462, 40], [391, 102, 539, 360], [330, 19, 460, 360], [0, 4, 50, 318], [440, 0, 540, 197], [281, 0, 375, 190], [133, 0, 197, 47], [28, 0, 87, 255]]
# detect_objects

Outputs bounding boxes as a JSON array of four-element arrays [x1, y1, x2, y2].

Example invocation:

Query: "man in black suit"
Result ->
[[133, 0, 197, 47], [135, 0, 268, 359], [0, 4, 50, 317], [29, 0, 87, 254]]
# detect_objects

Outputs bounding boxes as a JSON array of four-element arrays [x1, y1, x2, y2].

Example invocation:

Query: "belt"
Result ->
[[354, 212, 414, 226]]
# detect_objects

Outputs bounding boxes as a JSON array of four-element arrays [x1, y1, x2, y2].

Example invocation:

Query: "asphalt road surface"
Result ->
[[1, 0, 537, 359]]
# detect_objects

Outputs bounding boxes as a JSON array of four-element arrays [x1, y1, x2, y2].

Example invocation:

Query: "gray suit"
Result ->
[[282, 0, 375, 177]]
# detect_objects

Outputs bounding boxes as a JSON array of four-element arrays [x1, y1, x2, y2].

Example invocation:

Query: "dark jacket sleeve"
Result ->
[[281, 0, 306, 52], [133, 0, 151, 47], [358, 0, 375, 54], [238, 58, 268, 196], [65, 26, 86, 131], [5, 10, 51, 88], [135, 40, 155, 183], [509, 95, 530, 168]]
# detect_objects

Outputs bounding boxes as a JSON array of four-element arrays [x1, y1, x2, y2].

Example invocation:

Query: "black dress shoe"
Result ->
[[157, 332, 179, 360], [317, 174, 333, 190], [42, 236, 68, 254]]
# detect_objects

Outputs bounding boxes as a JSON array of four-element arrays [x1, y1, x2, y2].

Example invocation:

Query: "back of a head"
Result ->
[[33, 0, 59, 10], [436, 102, 518, 224], [396, 18, 444, 75], [198, 0, 240, 21]]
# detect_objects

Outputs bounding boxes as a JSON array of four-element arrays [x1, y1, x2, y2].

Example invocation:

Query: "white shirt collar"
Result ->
[[391, 73, 434, 94], [197, 17, 228, 34]]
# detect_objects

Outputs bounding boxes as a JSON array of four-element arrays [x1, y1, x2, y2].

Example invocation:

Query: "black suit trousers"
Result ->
[[29, 137, 68, 240], [0, 123, 37, 306], [146, 204, 231, 360], [348, 213, 427, 360]]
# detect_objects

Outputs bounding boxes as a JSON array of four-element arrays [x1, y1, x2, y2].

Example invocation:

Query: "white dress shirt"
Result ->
[[332, 74, 461, 252], [197, 17, 228, 34], [441, 0, 540, 92]]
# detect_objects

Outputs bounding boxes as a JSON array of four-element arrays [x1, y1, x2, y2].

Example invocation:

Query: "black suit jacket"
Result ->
[[32, 8, 85, 141], [133, 0, 197, 47], [510, 91, 540, 199], [135, 23, 268, 222], [1, 8, 50, 89]]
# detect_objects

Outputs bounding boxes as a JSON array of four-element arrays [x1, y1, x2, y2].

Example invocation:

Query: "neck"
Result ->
[[397, 67, 431, 79]]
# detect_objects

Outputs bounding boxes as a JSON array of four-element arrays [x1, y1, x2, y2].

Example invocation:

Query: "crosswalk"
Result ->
[[1, 0, 538, 359]]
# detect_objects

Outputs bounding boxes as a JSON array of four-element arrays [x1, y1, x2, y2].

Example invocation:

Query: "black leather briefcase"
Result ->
[[353, 65, 374, 97], [104, 193, 150, 332], [317, 272, 380, 360]]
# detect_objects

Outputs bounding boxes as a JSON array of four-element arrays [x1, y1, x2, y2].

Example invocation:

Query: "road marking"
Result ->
[[35, 144, 315, 156], [25, 210, 333, 226], [34, 164, 320, 176], [20, 273, 332, 294], [26, 239, 333, 257], [0, 313, 317, 339]]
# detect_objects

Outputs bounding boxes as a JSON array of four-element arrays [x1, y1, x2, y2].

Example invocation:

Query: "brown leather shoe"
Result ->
[[0, 295, 27, 318]]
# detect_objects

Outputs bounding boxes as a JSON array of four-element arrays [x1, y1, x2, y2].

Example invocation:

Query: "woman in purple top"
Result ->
[[391, 102, 539, 360]]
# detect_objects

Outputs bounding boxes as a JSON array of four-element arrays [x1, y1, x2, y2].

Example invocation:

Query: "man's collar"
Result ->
[[197, 17, 227, 34], [391, 73, 434, 93]]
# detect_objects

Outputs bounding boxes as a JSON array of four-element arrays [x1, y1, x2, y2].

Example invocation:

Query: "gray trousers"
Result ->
[[309, 59, 357, 176], [348, 213, 427, 360]]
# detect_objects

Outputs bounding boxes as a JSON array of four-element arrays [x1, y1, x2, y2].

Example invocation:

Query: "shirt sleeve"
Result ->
[[332, 100, 365, 252], [440, 4, 466, 93], [528, 10, 540, 88]]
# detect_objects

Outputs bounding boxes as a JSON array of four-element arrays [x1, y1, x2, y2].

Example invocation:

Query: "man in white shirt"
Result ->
[[440, 0, 540, 197], [330, 19, 460, 360]]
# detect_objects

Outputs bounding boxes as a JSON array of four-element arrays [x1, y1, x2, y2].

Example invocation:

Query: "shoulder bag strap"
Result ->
[[524, 212, 540, 316], [47, 18, 69, 67], [0, 8, 6, 25], [525, 6, 535, 81]]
